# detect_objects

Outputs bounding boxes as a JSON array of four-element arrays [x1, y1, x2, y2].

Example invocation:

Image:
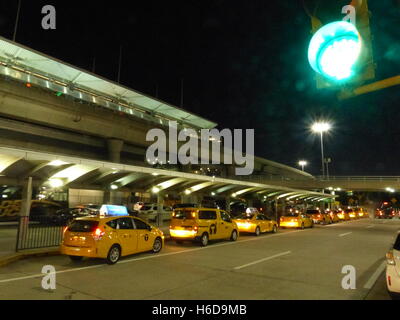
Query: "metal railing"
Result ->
[[16, 216, 65, 251]]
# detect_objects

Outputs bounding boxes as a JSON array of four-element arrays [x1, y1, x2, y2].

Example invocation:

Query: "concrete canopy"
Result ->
[[0, 146, 333, 201]]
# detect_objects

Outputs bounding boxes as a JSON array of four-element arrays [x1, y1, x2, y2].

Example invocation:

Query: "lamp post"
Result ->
[[311, 122, 332, 179], [298, 160, 308, 172]]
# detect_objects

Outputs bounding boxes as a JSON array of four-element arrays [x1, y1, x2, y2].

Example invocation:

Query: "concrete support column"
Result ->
[[16, 177, 32, 252], [107, 139, 124, 163], [225, 197, 231, 212], [279, 198, 286, 223], [273, 197, 279, 224], [156, 193, 164, 227], [103, 190, 111, 204]]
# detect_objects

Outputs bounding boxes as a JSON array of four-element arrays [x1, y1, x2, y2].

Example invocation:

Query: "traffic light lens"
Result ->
[[308, 21, 362, 82]]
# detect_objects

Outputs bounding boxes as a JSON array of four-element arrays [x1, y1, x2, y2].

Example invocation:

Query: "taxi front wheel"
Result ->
[[106, 244, 121, 265]]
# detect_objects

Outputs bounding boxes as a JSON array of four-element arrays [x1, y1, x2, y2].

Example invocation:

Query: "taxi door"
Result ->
[[261, 215, 273, 232], [116, 217, 138, 256], [133, 218, 153, 252], [256, 215, 268, 232], [219, 211, 234, 239], [198, 210, 219, 240]]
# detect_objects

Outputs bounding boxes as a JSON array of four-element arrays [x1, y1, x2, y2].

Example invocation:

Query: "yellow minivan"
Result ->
[[61, 215, 164, 264], [169, 207, 239, 246]]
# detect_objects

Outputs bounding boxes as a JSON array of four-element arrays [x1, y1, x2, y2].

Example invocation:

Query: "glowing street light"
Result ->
[[311, 121, 332, 179], [298, 160, 308, 171]]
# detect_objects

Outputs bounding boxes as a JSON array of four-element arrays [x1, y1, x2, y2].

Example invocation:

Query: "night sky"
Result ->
[[0, 1, 399, 176]]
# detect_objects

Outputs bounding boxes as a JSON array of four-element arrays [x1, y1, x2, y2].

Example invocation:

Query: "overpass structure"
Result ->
[[235, 175, 400, 193], [0, 36, 333, 218]]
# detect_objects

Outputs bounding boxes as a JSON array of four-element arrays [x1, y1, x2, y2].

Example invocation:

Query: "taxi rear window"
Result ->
[[198, 210, 217, 220], [68, 220, 99, 232], [173, 210, 195, 219]]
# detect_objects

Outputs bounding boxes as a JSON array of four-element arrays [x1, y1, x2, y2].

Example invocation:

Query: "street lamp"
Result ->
[[311, 121, 332, 179], [298, 160, 308, 171]]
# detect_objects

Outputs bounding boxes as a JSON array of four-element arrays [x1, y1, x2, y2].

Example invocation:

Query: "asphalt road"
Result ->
[[0, 217, 398, 300]]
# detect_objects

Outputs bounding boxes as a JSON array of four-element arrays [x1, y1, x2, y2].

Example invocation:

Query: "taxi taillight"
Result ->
[[93, 228, 105, 240]]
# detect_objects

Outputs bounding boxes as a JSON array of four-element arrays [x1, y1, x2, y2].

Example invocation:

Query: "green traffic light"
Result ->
[[308, 21, 362, 82]]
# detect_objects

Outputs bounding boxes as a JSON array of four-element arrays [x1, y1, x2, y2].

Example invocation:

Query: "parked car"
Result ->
[[386, 232, 400, 299], [280, 211, 313, 229], [306, 209, 331, 224], [345, 208, 358, 220], [326, 209, 340, 223], [137, 203, 173, 222], [61, 215, 164, 264], [169, 207, 239, 246], [51, 207, 93, 226], [376, 203, 397, 219], [233, 212, 278, 236], [336, 209, 350, 221], [354, 207, 368, 218]]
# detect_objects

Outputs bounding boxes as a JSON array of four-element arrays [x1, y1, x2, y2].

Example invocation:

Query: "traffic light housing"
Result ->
[[306, 0, 375, 89]]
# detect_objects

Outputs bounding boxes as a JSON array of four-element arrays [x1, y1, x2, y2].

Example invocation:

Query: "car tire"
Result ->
[[272, 225, 278, 233], [152, 237, 162, 253], [69, 255, 83, 262], [310, 222, 314, 228], [106, 244, 121, 265], [200, 233, 209, 247], [300, 223, 305, 230], [255, 227, 261, 236], [231, 230, 238, 241]]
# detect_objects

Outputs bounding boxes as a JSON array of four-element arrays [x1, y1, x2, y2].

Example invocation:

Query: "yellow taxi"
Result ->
[[326, 209, 340, 223], [233, 212, 278, 236], [354, 207, 368, 218], [306, 209, 331, 224], [61, 205, 164, 264], [345, 208, 358, 220], [336, 209, 350, 221], [280, 211, 313, 229], [169, 207, 239, 246]]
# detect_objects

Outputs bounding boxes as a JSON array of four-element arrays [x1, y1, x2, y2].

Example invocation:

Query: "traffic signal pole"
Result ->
[[338, 75, 400, 100]]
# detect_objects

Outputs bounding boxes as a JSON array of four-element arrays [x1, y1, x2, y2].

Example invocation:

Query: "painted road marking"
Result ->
[[364, 261, 386, 289], [234, 251, 291, 270], [339, 232, 352, 237], [366, 225, 374, 229], [0, 230, 309, 284]]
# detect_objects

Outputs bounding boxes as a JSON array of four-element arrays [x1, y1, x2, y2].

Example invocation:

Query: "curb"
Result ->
[[0, 248, 60, 268]]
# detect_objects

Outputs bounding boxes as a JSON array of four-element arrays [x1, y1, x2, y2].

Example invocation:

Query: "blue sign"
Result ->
[[100, 205, 128, 216]]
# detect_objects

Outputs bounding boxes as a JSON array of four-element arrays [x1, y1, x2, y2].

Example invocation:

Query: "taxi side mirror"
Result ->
[[147, 226, 153, 231]]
